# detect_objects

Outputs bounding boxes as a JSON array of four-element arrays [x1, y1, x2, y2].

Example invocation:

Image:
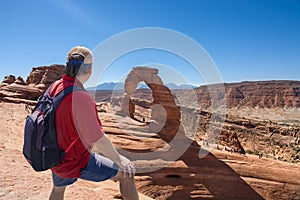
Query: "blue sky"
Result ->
[[0, 0, 299, 86]]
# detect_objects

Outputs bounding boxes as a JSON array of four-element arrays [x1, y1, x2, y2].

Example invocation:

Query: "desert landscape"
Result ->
[[0, 65, 300, 200]]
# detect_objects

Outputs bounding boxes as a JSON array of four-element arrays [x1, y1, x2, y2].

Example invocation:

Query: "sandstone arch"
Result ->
[[121, 66, 181, 142]]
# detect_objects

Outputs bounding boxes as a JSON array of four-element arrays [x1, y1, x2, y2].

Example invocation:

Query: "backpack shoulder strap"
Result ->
[[52, 85, 84, 110], [52, 86, 84, 153], [44, 83, 54, 96]]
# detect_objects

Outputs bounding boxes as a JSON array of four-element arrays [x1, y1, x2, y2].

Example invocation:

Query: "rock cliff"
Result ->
[[0, 64, 65, 103], [187, 80, 300, 109], [26, 64, 65, 91], [224, 80, 300, 108]]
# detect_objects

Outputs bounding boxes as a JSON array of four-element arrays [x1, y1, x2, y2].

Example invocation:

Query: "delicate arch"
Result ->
[[121, 66, 181, 142]]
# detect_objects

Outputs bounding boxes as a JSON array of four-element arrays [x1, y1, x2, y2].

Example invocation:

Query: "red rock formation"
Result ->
[[2, 75, 16, 84], [0, 83, 41, 100], [121, 67, 181, 142], [15, 76, 26, 85], [98, 110, 300, 200], [195, 107, 300, 162], [26, 64, 65, 91], [189, 80, 300, 109], [0, 64, 65, 103], [226, 81, 300, 108]]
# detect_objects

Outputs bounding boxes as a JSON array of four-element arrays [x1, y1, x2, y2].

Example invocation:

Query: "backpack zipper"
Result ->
[[42, 146, 46, 169]]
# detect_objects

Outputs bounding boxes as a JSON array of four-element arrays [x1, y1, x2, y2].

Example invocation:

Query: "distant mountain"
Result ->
[[87, 82, 124, 91], [87, 82, 197, 91], [165, 83, 197, 89]]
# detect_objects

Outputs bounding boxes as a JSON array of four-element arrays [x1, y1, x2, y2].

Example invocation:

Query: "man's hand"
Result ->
[[93, 135, 136, 177], [117, 155, 136, 178]]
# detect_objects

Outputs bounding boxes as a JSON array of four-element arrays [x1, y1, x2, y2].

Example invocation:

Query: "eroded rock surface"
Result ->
[[1, 65, 300, 199], [121, 66, 181, 142], [96, 109, 300, 200], [174, 80, 300, 109], [0, 64, 65, 103], [26, 64, 65, 91], [2, 75, 16, 84], [97, 66, 298, 199]]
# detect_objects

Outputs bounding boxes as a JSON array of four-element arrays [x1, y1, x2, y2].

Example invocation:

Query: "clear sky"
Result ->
[[0, 0, 299, 86]]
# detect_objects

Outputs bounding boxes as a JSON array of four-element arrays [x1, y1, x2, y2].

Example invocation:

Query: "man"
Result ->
[[49, 46, 139, 200]]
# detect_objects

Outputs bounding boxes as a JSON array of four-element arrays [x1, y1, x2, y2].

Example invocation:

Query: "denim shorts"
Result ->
[[52, 153, 119, 186]]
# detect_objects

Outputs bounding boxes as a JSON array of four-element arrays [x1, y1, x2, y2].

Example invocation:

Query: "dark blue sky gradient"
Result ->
[[0, 0, 299, 85]]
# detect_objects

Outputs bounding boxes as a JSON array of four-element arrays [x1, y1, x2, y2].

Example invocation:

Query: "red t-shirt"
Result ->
[[50, 75, 104, 178]]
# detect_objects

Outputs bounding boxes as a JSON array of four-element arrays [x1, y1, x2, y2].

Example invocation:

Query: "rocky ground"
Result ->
[[0, 66, 299, 199], [1, 102, 299, 200], [0, 102, 153, 200], [98, 106, 300, 200]]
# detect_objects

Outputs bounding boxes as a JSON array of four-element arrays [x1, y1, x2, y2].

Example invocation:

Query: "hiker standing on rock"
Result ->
[[48, 46, 139, 200]]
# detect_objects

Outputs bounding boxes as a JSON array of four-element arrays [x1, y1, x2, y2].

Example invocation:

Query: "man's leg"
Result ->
[[113, 171, 139, 200], [80, 153, 139, 200], [50, 172, 77, 200], [49, 185, 66, 200]]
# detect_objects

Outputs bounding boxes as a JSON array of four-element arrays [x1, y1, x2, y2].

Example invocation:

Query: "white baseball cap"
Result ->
[[66, 46, 93, 64]]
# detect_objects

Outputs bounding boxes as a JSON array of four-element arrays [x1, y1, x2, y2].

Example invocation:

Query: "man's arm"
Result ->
[[73, 92, 136, 177], [92, 134, 136, 177]]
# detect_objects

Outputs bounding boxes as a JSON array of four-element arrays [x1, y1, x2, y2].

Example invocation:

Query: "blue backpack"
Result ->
[[23, 84, 82, 171]]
